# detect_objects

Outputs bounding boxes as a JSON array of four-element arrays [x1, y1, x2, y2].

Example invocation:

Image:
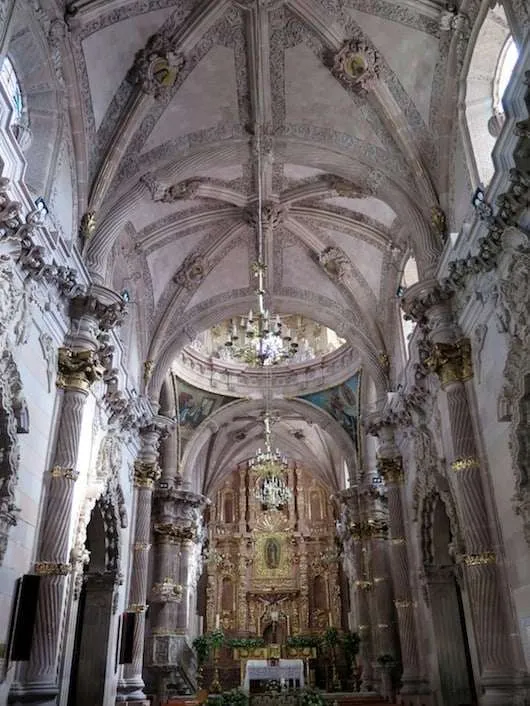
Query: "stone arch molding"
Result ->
[[0, 349, 28, 566], [71, 433, 127, 583], [180, 397, 358, 496]]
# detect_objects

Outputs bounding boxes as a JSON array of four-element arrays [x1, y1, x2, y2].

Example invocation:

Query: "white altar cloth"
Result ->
[[243, 659, 304, 692]]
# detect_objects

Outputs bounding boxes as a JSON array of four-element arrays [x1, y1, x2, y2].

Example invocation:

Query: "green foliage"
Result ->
[[286, 635, 322, 648], [342, 630, 360, 656], [299, 687, 327, 705], [192, 634, 210, 665], [226, 637, 266, 649], [322, 627, 340, 648], [209, 629, 225, 650], [220, 687, 248, 706]]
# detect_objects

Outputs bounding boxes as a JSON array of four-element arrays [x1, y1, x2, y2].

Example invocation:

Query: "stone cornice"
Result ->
[[173, 342, 360, 398]]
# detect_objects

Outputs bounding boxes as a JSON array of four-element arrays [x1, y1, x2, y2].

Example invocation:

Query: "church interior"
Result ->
[[0, 1, 529, 705]]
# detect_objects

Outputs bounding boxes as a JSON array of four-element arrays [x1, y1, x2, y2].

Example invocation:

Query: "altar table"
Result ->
[[243, 659, 304, 692]]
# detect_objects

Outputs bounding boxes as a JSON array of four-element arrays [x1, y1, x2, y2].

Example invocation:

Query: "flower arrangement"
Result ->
[[286, 635, 322, 648], [226, 637, 266, 649]]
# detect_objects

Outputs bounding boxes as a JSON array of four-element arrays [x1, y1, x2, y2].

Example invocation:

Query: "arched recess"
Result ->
[[68, 499, 122, 706], [419, 491, 475, 706], [0, 349, 28, 566], [180, 398, 359, 497]]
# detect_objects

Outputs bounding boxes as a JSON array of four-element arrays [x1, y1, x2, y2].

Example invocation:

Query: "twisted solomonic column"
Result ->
[[8, 301, 108, 705]]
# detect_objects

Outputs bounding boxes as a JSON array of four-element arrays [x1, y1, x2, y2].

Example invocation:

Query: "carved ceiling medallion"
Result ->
[[333, 40, 379, 92]]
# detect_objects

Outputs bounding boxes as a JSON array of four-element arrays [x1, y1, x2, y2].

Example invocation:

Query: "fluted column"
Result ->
[[117, 422, 165, 702], [368, 527, 395, 659], [9, 343, 103, 705], [376, 455, 421, 694], [149, 525, 182, 636]]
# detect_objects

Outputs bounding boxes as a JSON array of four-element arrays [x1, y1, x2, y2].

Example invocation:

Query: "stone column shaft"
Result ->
[[370, 537, 395, 656], [12, 345, 103, 705], [378, 458, 421, 690], [150, 536, 181, 632], [352, 539, 373, 688], [117, 421, 166, 703]]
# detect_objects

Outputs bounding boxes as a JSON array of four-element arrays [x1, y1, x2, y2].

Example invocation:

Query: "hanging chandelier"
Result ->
[[224, 262, 299, 366], [222, 115, 298, 366], [250, 414, 292, 509]]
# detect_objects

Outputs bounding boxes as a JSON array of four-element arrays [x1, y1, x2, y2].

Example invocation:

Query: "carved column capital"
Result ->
[[70, 288, 127, 331], [426, 339, 473, 388], [376, 456, 404, 485], [57, 347, 104, 391], [400, 278, 453, 323], [134, 460, 161, 489], [129, 33, 184, 98]]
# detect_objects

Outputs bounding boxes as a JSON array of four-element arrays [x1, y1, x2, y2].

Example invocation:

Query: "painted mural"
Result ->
[[298, 372, 361, 457], [176, 378, 231, 430]]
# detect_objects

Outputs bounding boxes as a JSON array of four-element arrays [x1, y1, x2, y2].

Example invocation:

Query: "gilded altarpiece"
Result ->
[[205, 464, 342, 640]]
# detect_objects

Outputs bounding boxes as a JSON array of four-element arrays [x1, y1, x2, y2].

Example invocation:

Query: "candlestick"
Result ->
[[215, 613, 220, 629], [328, 611, 333, 627]]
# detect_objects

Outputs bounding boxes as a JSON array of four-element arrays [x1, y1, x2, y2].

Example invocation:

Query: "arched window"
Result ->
[[493, 36, 518, 114], [0, 57, 23, 124], [465, 7, 518, 185], [399, 256, 418, 352]]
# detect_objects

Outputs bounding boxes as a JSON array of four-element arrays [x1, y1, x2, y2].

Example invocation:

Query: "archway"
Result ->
[[421, 494, 476, 706], [68, 499, 120, 706]]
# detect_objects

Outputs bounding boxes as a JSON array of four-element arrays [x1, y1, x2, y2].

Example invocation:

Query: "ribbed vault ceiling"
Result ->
[[65, 0, 448, 485]]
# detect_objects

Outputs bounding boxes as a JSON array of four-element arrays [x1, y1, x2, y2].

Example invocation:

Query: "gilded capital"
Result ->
[[50, 466, 79, 481], [35, 561, 71, 576], [376, 456, 404, 485], [426, 339, 473, 388], [462, 552, 496, 566], [133, 460, 161, 488], [57, 347, 104, 391]]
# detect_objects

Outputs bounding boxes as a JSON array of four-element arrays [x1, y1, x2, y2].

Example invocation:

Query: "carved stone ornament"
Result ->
[[173, 254, 208, 290], [56, 347, 105, 392], [70, 293, 127, 331], [431, 205, 448, 242], [150, 578, 183, 603], [425, 339, 473, 388], [0, 350, 26, 566], [129, 33, 184, 98], [157, 178, 202, 203], [333, 39, 379, 92], [79, 211, 96, 240], [328, 176, 363, 199], [0, 175, 85, 299], [0, 260, 35, 350], [245, 202, 285, 231], [376, 456, 404, 485], [499, 247, 530, 545], [134, 460, 161, 488], [318, 246, 353, 282]]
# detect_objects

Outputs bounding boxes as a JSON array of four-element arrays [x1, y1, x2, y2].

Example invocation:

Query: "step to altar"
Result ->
[[322, 694, 387, 705]]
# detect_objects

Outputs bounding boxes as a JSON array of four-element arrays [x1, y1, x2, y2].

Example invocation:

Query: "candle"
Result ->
[[328, 611, 333, 627], [215, 613, 220, 629]]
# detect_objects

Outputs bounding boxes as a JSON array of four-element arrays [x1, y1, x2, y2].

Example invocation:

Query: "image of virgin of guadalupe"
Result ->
[[264, 537, 281, 569]]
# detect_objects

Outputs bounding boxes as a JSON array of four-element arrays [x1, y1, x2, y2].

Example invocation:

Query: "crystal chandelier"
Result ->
[[250, 414, 292, 509], [224, 268, 299, 366]]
